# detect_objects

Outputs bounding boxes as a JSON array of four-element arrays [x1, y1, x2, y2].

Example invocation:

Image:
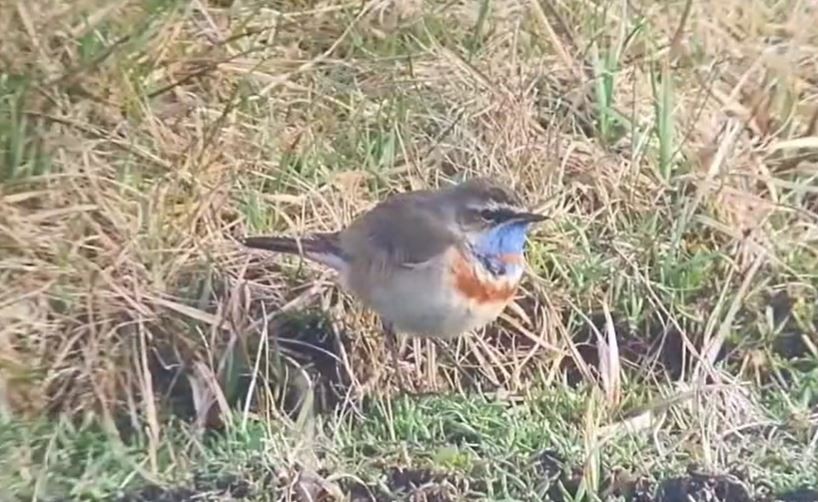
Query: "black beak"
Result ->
[[509, 211, 546, 224]]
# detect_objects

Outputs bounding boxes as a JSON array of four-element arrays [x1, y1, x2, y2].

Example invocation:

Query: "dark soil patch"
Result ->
[[342, 466, 468, 502], [531, 451, 818, 502], [558, 310, 732, 385], [654, 472, 752, 502], [766, 291, 818, 370], [534, 449, 585, 500], [113, 474, 253, 502], [141, 305, 351, 432], [553, 290, 817, 391], [108, 460, 817, 502]]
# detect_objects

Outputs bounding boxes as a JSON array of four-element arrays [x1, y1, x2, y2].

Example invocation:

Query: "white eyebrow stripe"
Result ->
[[480, 202, 522, 212]]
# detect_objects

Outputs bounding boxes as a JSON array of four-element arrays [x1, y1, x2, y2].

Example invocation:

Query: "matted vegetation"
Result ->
[[1, 0, 816, 500]]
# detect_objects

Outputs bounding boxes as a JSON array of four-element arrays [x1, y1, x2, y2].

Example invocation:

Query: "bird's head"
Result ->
[[440, 178, 544, 264]]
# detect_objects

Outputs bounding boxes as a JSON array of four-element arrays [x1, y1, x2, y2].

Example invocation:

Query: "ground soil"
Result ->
[[112, 458, 818, 502]]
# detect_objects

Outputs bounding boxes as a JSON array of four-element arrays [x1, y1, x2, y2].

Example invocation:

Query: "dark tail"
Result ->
[[242, 232, 347, 270]]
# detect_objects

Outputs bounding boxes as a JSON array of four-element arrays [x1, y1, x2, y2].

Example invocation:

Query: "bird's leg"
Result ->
[[431, 337, 478, 391], [382, 321, 407, 393]]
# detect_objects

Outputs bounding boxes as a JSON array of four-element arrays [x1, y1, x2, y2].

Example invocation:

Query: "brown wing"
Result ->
[[339, 190, 459, 270]]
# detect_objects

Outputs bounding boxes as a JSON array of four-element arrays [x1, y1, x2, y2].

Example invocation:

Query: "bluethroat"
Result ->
[[243, 177, 544, 388]]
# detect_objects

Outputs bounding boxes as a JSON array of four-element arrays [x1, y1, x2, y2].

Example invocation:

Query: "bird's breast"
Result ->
[[450, 248, 522, 304]]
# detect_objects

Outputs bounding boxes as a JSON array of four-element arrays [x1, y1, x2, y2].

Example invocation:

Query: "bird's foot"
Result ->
[[383, 321, 411, 394]]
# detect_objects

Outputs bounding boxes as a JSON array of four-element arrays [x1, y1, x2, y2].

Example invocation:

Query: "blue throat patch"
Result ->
[[472, 221, 531, 277]]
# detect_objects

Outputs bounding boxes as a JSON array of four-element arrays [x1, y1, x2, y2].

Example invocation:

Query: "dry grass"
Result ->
[[1, 0, 817, 498]]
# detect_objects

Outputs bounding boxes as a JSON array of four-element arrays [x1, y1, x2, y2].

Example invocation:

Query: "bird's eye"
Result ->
[[479, 209, 494, 221]]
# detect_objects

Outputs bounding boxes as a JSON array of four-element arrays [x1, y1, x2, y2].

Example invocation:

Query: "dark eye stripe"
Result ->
[[480, 208, 518, 222]]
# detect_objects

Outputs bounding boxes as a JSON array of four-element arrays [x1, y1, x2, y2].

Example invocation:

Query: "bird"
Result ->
[[242, 177, 544, 389]]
